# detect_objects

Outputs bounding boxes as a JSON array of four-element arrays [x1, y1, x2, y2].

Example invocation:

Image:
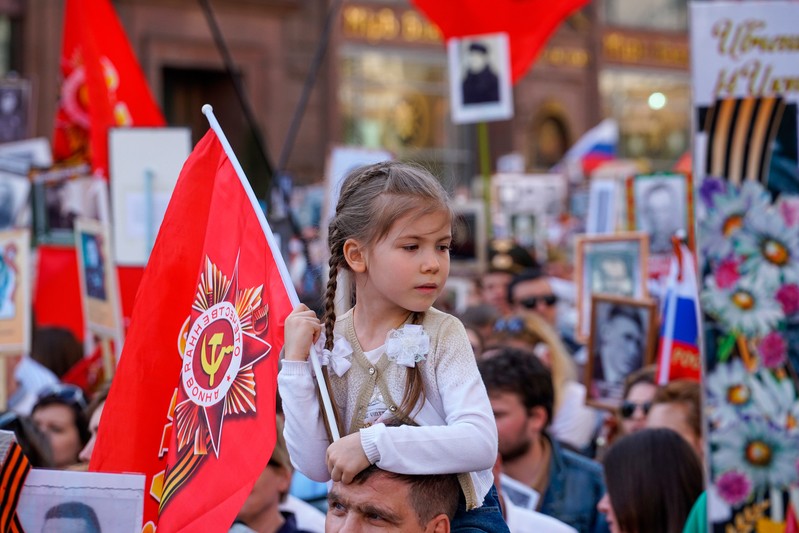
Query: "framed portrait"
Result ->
[[0, 172, 30, 230], [448, 32, 514, 124], [109, 127, 191, 266], [450, 201, 487, 275], [627, 173, 695, 277], [492, 173, 568, 219], [31, 165, 107, 245], [586, 179, 619, 235], [586, 294, 658, 409], [75, 218, 123, 341], [0, 78, 31, 144], [18, 469, 145, 533], [0, 229, 31, 354], [575, 232, 649, 340]]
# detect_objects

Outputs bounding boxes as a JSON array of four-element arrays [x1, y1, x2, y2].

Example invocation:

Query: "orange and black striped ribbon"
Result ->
[[0, 441, 31, 533], [704, 96, 786, 185]]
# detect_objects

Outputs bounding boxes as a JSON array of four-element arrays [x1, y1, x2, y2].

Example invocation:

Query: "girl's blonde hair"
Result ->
[[324, 161, 453, 416], [491, 312, 577, 413]]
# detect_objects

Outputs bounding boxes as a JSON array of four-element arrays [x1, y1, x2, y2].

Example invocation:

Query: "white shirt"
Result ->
[[503, 496, 578, 533]]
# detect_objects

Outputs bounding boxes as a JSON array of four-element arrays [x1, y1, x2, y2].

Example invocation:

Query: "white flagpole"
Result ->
[[202, 104, 341, 441]]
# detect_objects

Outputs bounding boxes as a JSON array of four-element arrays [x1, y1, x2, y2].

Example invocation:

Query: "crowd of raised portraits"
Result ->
[[2, 162, 706, 533]]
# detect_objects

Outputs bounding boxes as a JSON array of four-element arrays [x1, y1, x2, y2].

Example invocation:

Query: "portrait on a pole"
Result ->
[[448, 32, 513, 124]]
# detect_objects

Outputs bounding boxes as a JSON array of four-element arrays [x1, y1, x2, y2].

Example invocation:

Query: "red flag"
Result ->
[[411, 0, 589, 83], [53, 0, 165, 177], [90, 128, 295, 531]]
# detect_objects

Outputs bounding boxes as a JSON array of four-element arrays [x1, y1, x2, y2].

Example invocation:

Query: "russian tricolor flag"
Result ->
[[554, 118, 618, 178], [657, 241, 702, 384]]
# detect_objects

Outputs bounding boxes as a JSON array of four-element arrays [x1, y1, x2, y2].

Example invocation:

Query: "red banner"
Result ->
[[53, 0, 165, 177], [90, 129, 294, 531], [411, 0, 589, 83]]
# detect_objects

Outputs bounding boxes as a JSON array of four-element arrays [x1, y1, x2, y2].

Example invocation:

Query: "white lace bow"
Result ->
[[385, 324, 430, 368], [314, 334, 353, 377]]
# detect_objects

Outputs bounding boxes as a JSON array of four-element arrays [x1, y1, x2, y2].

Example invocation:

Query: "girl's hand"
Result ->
[[326, 433, 370, 484], [284, 304, 322, 362]]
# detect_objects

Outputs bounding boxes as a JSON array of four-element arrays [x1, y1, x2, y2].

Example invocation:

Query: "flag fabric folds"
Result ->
[[411, 0, 590, 83], [53, 0, 165, 177], [90, 128, 294, 531], [657, 243, 702, 384], [554, 118, 618, 179]]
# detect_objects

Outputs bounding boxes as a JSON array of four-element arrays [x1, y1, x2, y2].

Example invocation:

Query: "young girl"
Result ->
[[279, 162, 508, 531]]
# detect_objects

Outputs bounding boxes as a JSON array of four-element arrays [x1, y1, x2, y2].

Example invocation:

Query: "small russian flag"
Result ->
[[657, 238, 702, 384], [554, 118, 618, 178]]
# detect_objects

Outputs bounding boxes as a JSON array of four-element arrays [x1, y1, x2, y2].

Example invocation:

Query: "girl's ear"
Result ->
[[343, 238, 367, 273]]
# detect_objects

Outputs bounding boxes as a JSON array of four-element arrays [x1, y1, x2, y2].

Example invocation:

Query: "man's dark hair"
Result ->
[[468, 42, 488, 54], [506, 267, 546, 305], [352, 465, 460, 525], [478, 346, 554, 426], [44, 501, 101, 533]]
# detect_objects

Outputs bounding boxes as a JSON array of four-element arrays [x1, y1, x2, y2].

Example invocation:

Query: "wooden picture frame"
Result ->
[[575, 232, 649, 341], [585, 294, 658, 410], [626, 172, 695, 278], [450, 201, 487, 276]]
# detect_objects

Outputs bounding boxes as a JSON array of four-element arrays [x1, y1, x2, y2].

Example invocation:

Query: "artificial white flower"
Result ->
[[314, 334, 353, 377], [386, 324, 430, 368], [736, 210, 799, 284], [706, 359, 759, 428], [700, 180, 771, 262], [748, 368, 797, 429], [712, 415, 799, 493], [701, 276, 784, 338]]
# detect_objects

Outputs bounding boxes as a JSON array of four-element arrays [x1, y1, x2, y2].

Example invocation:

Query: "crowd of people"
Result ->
[[1, 162, 709, 533]]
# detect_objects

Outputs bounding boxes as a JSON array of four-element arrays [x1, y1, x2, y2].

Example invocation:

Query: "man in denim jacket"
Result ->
[[479, 348, 609, 533]]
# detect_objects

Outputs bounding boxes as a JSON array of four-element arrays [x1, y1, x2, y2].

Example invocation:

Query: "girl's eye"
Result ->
[[438, 244, 452, 252], [402, 245, 418, 251]]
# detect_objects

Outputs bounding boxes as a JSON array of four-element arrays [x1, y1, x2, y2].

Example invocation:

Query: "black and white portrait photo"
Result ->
[[34, 171, 108, 245], [575, 233, 649, 339], [588, 295, 657, 405], [448, 33, 513, 124], [0, 173, 31, 230], [633, 174, 687, 255], [81, 232, 107, 301], [0, 80, 30, 144], [17, 470, 145, 533]]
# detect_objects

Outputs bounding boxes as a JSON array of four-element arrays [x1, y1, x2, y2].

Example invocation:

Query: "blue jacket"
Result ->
[[540, 435, 610, 533]]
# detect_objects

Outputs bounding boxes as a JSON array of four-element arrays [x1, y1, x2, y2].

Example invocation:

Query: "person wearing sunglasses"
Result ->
[[31, 383, 89, 469], [507, 269, 559, 327], [489, 314, 600, 460]]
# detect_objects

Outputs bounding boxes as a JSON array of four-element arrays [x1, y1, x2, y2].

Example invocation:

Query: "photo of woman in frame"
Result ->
[[586, 294, 658, 407]]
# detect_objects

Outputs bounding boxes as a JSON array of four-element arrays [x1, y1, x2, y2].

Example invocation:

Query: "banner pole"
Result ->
[[202, 104, 341, 441], [478, 122, 493, 239]]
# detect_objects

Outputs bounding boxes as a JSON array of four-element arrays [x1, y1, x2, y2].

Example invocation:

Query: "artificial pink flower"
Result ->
[[776, 284, 799, 316], [758, 332, 787, 369], [716, 470, 752, 506], [778, 197, 799, 228], [715, 258, 741, 290]]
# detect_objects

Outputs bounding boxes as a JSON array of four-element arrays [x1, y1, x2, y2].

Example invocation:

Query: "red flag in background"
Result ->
[[39, 0, 163, 343], [411, 0, 589, 83], [90, 127, 295, 531], [53, 0, 165, 177]]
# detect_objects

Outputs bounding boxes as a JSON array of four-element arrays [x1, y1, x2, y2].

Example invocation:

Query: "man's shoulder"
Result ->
[[554, 443, 604, 481]]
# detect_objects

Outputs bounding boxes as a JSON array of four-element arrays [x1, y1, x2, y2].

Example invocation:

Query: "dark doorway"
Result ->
[[162, 67, 270, 198]]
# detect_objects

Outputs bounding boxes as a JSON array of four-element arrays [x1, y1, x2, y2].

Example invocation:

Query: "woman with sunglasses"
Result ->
[[31, 383, 90, 468], [489, 312, 600, 453]]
